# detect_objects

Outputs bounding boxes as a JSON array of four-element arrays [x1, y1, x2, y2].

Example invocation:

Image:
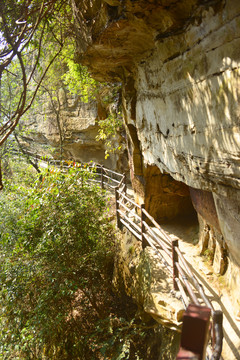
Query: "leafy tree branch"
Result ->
[[0, 0, 68, 187]]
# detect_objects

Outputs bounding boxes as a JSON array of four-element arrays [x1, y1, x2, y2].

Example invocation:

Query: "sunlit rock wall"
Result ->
[[136, 1, 240, 307], [133, 1, 240, 279], [136, 8, 240, 195], [22, 90, 126, 171], [76, 0, 240, 306]]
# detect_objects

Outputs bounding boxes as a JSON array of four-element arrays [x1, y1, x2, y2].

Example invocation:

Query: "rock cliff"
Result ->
[[21, 88, 127, 171], [73, 0, 240, 311]]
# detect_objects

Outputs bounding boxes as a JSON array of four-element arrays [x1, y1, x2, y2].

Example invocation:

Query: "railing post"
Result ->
[[101, 166, 104, 189], [177, 304, 211, 360], [115, 187, 121, 229], [211, 310, 223, 360], [172, 239, 179, 290], [141, 204, 148, 249], [123, 173, 127, 194]]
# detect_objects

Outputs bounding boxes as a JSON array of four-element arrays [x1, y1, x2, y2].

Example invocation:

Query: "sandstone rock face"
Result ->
[[135, 5, 240, 194], [132, 1, 240, 268], [22, 90, 125, 170], [213, 191, 240, 267], [141, 165, 194, 223], [77, 0, 240, 289], [113, 229, 184, 332], [136, 247, 185, 330]]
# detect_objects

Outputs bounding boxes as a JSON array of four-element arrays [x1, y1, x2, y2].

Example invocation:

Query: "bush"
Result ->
[[0, 165, 161, 360], [0, 165, 115, 359]]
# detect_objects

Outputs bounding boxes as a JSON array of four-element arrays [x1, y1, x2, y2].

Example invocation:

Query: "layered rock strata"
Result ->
[[75, 0, 240, 310], [21, 90, 126, 170], [114, 229, 184, 330]]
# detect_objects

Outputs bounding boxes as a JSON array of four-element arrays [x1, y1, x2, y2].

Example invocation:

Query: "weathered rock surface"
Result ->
[[113, 229, 184, 331], [132, 164, 194, 223], [136, 247, 185, 329], [75, 0, 240, 300], [22, 90, 126, 170]]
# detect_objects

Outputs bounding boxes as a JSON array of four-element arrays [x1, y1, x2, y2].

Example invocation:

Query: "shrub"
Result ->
[[0, 165, 160, 360], [0, 166, 114, 359]]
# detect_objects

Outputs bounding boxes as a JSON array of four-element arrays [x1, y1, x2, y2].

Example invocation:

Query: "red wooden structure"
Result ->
[[177, 304, 211, 360]]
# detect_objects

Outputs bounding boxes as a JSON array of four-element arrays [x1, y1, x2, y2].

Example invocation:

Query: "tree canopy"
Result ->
[[0, 0, 124, 188], [0, 0, 71, 188]]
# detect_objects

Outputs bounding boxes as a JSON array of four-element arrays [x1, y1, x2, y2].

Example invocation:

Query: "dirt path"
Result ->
[[160, 218, 240, 360]]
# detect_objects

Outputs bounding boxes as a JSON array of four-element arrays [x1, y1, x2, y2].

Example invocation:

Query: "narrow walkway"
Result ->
[[160, 218, 240, 360], [36, 159, 236, 359]]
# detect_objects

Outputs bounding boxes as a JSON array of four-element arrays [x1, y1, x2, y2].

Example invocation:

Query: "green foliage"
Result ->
[[86, 315, 154, 360], [61, 49, 98, 102], [203, 248, 214, 264], [96, 112, 123, 159], [95, 83, 124, 158], [0, 165, 114, 358], [0, 164, 159, 359]]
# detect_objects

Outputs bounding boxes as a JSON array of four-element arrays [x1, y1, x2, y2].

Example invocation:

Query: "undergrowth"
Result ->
[[0, 162, 158, 359]]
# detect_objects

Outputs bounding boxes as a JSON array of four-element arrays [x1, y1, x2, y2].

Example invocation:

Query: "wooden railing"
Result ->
[[99, 165, 223, 360], [38, 158, 223, 359]]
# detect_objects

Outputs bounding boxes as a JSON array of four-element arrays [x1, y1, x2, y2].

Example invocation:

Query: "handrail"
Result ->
[[142, 220, 172, 255], [112, 166, 223, 359], [35, 156, 223, 359], [143, 232, 172, 270], [103, 174, 119, 184], [142, 207, 172, 245], [117, 190, 141, 209]]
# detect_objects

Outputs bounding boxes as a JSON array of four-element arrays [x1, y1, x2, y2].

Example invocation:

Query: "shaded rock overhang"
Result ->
[[73, 0, 240, 270], [75, 0, 223, 81]]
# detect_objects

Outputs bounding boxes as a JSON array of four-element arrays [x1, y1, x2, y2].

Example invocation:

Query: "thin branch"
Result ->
[[0, 34, 27, 142], [0, 159, 3, 190], [23, 44, 63, 115], [0, 0, 64, 146], [26, 23, 46, 86], [14, 133, 42, 176], [0, 45, 62, 146]]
